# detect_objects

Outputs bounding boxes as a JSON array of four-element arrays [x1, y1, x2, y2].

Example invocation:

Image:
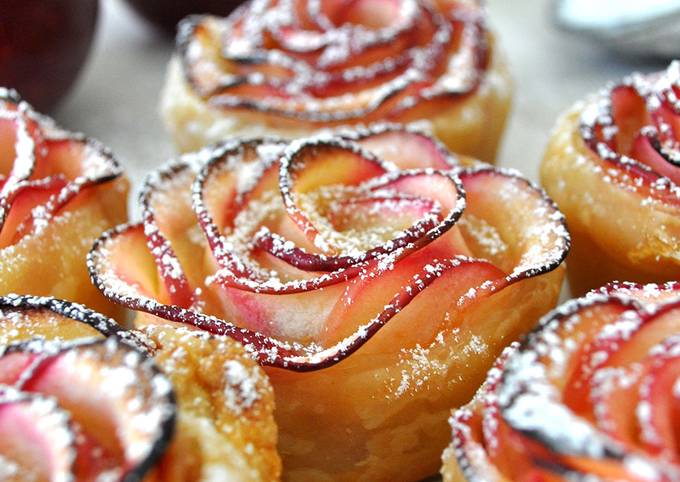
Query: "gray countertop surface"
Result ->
[[54, 0, 668, 212]]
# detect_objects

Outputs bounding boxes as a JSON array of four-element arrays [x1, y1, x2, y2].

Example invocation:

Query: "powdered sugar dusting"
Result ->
[[0, 90, 123, 250], [89, 125, 569, 372], [447, 282, 680, 481], [223, 359, 262, 414], [0, 310, 175, 482], [178, 0, 489, 123], [579, 61, 680, 204]]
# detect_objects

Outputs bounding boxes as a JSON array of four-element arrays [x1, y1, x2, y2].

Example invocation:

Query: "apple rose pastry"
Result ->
[[443, 281, 680, 482], [161, 0, 511, 164], [0, 294, 281, 481], [542, 61, 680, 295], [0, 88, 128, 317], [89, 126, 568, 481]]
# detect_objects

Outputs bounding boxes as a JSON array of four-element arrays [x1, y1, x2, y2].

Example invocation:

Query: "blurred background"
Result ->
[[6, 0, 671, 203]]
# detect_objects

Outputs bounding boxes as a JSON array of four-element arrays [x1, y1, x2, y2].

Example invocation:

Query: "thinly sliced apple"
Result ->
[[177, 0, 487, 124], [445, 283, 680, 482], [579, 64, 680, 206], [0, 89, 123, 249], [0, 390, 76, 482], [0, 336, 175, 481], [90, 125, 569, 372], [349, 124, 457, 170], [0, 294, 139, 347]]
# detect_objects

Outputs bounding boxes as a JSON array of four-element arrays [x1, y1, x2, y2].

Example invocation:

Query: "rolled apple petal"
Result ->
[[0, 89, 123, 249], [444, 282, 680, 482], [0, 389, 76, 482], [542, 62, 680, 295], [90, 125, 568, 372], [0, 297, 176, 481], [0, 293, 146, 348], [347, 123, 459, 169]]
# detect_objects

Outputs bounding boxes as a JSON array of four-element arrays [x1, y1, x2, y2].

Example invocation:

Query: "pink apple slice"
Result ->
[[0, 337, 175, 481], [0, 389, 76, 482], [447, 283, 680, 481], [177, 0, 487, 124], [0, 89, 123, 248], [139, 163, 197, 309], [580, 66, 680, 206], [349, 124, 457, 169], [639, 352, 680, 460]]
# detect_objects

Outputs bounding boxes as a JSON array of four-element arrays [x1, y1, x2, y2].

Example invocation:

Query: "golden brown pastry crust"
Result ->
[[143, 326, 281, 482]]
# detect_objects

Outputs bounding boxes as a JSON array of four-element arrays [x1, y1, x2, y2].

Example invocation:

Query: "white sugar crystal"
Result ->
[[223, 360, 261, 414]]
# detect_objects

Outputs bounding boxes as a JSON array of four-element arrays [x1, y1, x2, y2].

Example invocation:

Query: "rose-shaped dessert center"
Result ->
[[581, 61, 680, 188], [0, 332, 174, 481], [0, 89, 121, 249], [90, 126, 568, 371], [180, 0, 486, 121], [168, 132, 467, 344], [449, 282, 680, 481]]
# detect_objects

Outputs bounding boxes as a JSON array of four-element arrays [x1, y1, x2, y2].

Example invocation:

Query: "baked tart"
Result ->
[[161, 0, 512, 164], [443, 281, 680, 482], [89, 126, 569, 480], [0, 294, 281, 481], [542, 61, 680, 295], [0, 88, 128, 317]]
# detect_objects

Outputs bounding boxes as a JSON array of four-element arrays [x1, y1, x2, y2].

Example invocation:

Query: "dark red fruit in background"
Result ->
[[0, 0, 98, 113], [125, 0, 243, 35]]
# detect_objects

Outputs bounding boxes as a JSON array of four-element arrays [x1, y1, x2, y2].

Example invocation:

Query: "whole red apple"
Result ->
[[125, 0, 244, 35], [0, 0, 98, 112]]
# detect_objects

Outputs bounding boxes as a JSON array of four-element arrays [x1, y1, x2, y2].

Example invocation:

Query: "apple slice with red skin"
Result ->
[[581, 71, 680, 206], [560, 301, 643, 416], [0, 390, 75, 482], [279, 139, 393, 250], [447, 283, 680, 482], [89, 125, 569, 371], [0, 337, 175, 481], [255, 194, 440, 272], [0, 177, 67, 248], [640, 353, 680, 460], [651, 83, 680, 143], [0, 89, 123, 251], [139, 161, 203, 310], [629, 134, 680, 187], [350, 125, 459, 170]]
